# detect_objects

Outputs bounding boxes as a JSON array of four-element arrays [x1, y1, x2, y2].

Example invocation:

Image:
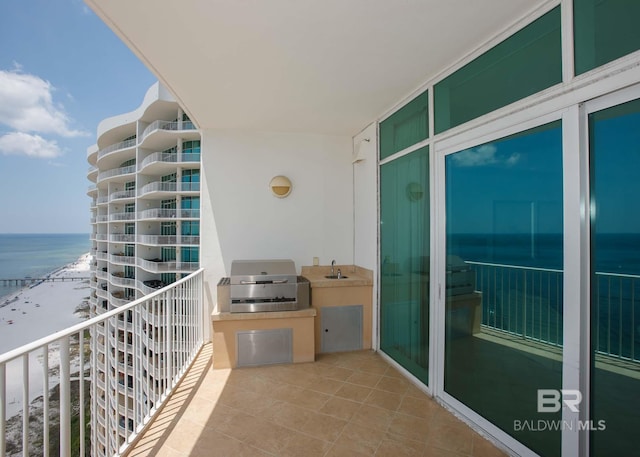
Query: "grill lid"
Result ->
[[230, 259, 297, 284]]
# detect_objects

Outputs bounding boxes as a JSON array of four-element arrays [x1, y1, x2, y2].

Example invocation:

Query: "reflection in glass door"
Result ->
[[444, 122, 563, 457], [589, 97, 640, 457]]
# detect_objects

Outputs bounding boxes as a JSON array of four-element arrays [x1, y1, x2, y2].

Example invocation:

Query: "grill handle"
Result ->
[[239, 279, 289, 284]]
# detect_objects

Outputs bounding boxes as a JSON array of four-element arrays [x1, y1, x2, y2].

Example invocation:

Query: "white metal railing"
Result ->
[[137, 259, 199, 273], [138, 151, 201, 171], [137, 181, 200, 197], [109, 234, 136, 243], [0, 269, 205, 457], [468, 261, 640, 362], [96, 196, 109, 205], [137, 208, 200, 220], [135, 235, 200, 246], [97, 138, 137, 160], [97, 165, 136, 183], [110, 274, 136, 288], [96, 215, 109, 223], [110, 190, 136, 201], [109, 254, 136, 266], [109, 212, 136, 222], [140, 120, 197, 142], [87, 185, 97, 193]]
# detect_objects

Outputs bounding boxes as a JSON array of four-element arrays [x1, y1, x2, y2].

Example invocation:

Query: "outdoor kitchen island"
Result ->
[[301, 264, 373, 355], [211, 262, 373, 368]]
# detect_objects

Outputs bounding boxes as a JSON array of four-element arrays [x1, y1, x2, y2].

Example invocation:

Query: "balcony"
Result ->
[[0, 268, 511, 457], [136, 234, 200, 246], [97, 138, 137, 161], [97, 164, 136, 183], [137, 208, 200, 220], [139, 120, 198, 148], [110, 190, 137, 202], [138, 151, 201, 174], [137, 181, 200, 198], [137, 258, 199, 273]]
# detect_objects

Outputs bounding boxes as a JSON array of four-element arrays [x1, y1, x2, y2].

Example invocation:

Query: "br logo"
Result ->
[[537, 389, 582, 413]]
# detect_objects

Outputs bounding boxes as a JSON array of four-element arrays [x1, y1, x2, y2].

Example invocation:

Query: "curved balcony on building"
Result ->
[[96, 138, 137, 165], [137, 208, 200, 220], [88, 165, 98, 181], [137, 181, 200, 198], [109, 253, 136, 266], [135, 235, 200, 246], [87, 184, 98, 196], [109, 234, 136, 243], [109, 212, 136, 222], [96, 196, 109, 205], [137, 258, 199, 274], [110, 273, 136, 288], [139, 120, 199, 150], [97, 164, 137, 184], [109, 190, 136, 202], [138, 151, 201, 175]]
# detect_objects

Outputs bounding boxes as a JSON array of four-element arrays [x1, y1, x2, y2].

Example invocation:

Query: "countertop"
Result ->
[[301, 265, 373, 288], [212, 307, 316, 321]]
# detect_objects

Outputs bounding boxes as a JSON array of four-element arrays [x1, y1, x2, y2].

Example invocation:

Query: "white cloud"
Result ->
[[0, 69, 88, 138], [451, 144, 520, 167], [0, 132, 62, 158]]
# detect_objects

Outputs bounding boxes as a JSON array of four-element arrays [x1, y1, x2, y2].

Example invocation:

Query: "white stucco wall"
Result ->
[[353, 123, 379, 348], [200, 129, 354, 314]]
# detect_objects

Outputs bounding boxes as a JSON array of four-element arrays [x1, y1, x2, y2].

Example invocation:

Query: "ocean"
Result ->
[[0, 233, 91, 298]]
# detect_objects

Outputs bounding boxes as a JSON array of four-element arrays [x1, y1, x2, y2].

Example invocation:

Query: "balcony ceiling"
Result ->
[[86, 0, 549, 136]]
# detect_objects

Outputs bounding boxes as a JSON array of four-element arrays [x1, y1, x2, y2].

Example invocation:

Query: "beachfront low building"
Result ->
[[86, 83, 200, 456]]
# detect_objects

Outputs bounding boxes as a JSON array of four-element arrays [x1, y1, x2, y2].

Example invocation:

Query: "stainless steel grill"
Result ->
[[217, 259, 309, 313]]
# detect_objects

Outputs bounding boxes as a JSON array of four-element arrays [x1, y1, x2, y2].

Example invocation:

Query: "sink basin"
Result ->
[[324, 275, 348, 279]]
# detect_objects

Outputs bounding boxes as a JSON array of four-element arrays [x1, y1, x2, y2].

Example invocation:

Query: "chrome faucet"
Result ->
[[331, 259, 336, 276]]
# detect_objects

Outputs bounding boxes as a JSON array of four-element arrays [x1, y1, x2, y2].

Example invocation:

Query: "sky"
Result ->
[[0, 0, 156, 234]]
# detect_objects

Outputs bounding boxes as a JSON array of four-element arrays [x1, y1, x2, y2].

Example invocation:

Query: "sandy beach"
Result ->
[[0, 253, 91, 354], [0, 253, 91, 419]]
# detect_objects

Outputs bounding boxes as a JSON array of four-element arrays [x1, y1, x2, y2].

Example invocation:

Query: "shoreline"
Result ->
[[0, 253, 92, 419], [0, 252, 91, 352]]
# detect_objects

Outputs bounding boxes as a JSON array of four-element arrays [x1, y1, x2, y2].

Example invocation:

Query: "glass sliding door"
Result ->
[[444, 121, 563, 457], [380, 146, 430, 384], [589, 96, 640, 457]]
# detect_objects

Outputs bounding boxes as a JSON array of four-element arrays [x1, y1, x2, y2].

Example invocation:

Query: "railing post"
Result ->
[[0, 363, 5, 457], [59, 336, 71, 457], [22, 354, 29, 457], [522, 271, 527, 339]]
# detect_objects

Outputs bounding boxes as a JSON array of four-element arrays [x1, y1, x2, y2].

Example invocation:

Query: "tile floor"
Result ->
[[128, 344, 509, 457]]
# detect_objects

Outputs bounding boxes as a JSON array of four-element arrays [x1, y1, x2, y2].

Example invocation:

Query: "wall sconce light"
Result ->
[[406, 182, 424, 201], [270, 175, 292, 198]]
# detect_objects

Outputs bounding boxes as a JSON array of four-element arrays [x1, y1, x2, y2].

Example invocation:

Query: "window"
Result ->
[[380, 91, 428, 160], [574, 0, 640, 75], [434, 7, 561, 133], [181, 169, 200, 191], [380, 146, 430, 384], [162, 173, 177, 183], [124, 203, 135, 213], [181, 247, 199, 263], [161, 247, 176, 262], [161, 222, 176, 236], [161, 199, 176, 209], [181, 221, 199, 236]]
